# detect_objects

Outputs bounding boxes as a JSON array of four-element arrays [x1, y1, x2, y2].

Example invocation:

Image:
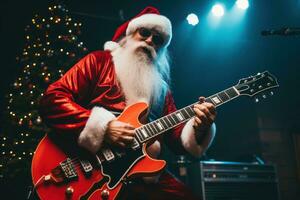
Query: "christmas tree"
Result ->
[[0, 2, 88, 190]]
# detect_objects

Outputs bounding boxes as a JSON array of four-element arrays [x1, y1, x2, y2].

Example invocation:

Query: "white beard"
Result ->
[[111, 37, 166, 106]]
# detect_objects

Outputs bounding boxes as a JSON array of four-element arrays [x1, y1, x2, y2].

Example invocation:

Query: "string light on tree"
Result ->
[[1, 3, 88, 180]]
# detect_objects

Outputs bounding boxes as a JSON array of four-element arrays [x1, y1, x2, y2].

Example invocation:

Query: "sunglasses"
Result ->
[[137, 27, 165, 47]]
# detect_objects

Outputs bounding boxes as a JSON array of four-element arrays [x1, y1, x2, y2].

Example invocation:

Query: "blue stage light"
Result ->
[[186, 13, 199, 26], [236, 0, 249, 10], [212, 4, 225, 17]]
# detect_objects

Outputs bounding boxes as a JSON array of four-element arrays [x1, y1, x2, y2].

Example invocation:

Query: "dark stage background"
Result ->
[[1, 0, 300, 199]]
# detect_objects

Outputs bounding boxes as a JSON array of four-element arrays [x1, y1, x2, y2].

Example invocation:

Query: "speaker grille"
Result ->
[[200, 161, 279, 200]]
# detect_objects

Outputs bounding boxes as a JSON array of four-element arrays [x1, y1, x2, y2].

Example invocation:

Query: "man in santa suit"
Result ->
[[39, 6, 216, 200]]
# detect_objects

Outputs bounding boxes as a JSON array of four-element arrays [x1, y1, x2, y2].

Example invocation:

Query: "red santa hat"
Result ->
[[104, 6, 172, 51]]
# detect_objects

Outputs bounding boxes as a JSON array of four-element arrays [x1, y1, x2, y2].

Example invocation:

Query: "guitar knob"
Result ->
[[101, 189, 110, 199], [65, 186, 74, 198], [255, 98, 259, 103]]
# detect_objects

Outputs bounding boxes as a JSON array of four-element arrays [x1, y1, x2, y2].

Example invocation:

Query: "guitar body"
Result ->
[[31, 135, 105, 200], [32, 102, 166, 200], [32, 71, 279, 199]]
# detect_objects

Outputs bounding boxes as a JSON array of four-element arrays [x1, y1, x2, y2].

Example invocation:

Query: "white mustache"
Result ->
[[135, 43, 157, 59]]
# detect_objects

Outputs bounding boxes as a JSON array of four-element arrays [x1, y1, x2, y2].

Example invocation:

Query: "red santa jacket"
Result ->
[[39, 50, 190, 155]]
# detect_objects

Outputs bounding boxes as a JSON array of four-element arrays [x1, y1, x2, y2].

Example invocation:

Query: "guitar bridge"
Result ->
[[59, 158, 78, 180], [50, 158, 78, 183]]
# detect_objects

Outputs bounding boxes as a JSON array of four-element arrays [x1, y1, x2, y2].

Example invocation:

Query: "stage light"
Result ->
[[236, 0, 249, 10], [212, 4, 225, 17], [186, 13, 199, 26]]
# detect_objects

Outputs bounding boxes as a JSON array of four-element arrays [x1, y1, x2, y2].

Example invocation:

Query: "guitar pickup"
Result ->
[[101, 148, 115, 162], [131, 138, 140, 150], [79, 160, 93, 176]]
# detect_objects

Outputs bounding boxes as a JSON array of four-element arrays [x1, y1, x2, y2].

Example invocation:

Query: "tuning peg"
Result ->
[[255, 98, 259, 103], [257, 72, 261, 75], [262, 94, 267, 99], [270, 91, 274, 96]]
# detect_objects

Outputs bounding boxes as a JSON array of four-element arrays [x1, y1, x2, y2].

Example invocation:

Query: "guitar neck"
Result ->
[[134, 86, 240, 144]]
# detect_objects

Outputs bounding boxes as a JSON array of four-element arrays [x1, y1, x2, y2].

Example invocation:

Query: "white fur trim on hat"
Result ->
[[180, 119, 216, 157], [104, 41, 120, 51], [126, 14, 172, 47], [77, 107, 116, 153]]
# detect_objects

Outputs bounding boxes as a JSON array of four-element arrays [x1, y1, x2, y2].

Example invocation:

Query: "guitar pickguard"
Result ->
[[80, 176, 109, 200], [100, 147, 145, 189]]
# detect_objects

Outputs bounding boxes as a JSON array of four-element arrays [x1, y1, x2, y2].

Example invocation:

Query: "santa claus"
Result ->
[[39, 6, 216, 200]]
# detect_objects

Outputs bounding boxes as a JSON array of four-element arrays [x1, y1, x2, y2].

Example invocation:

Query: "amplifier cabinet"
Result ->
[[199, 161, 280, 200]]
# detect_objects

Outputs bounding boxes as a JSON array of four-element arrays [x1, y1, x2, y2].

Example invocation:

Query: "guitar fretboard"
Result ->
[[134, 86, 240, 144]]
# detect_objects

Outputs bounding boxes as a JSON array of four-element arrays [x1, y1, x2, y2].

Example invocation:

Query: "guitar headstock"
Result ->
[[235, 71, 279, 101]]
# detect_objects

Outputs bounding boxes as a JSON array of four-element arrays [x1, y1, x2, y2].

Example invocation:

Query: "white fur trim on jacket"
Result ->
[[181, 119, 215, 157], [126, 14, 172, 47], [78, 107, 116, 153], [104, 41, 120, 51]]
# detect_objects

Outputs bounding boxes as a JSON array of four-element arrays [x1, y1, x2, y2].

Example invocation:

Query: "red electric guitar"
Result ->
[[31, 71, 279, 200]]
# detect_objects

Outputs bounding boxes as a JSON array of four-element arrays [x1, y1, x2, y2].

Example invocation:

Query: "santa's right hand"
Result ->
[[104, 120, 135, 148]]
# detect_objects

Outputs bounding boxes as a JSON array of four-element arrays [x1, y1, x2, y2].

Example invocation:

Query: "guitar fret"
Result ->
[[222, 90, 231, 99], [139, 127, 147, 140], [185, 106, 195, 117], [155, 121, 165, 131], [225, 87, 239, 98], [168, 115, 176, 125], [167, 115, 176, 126], [210, 95, 223, 105], [143, 125, 151, 137], [171, 114, 180, 123], [141, 128, 149, 138], [175, 112, 185, 121], [163, 117, 172, 127], [180, 108, 190, 119], [146, 124, 155, 136], [136, 129, 145, 141], [217, 92, 230, 102], [149, 123, 158, 133], [159, 118, 168, 129], [205, 98, 216, 106]]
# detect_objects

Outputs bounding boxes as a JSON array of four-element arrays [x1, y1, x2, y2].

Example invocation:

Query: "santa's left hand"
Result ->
[[193, 96, 217, 133]]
